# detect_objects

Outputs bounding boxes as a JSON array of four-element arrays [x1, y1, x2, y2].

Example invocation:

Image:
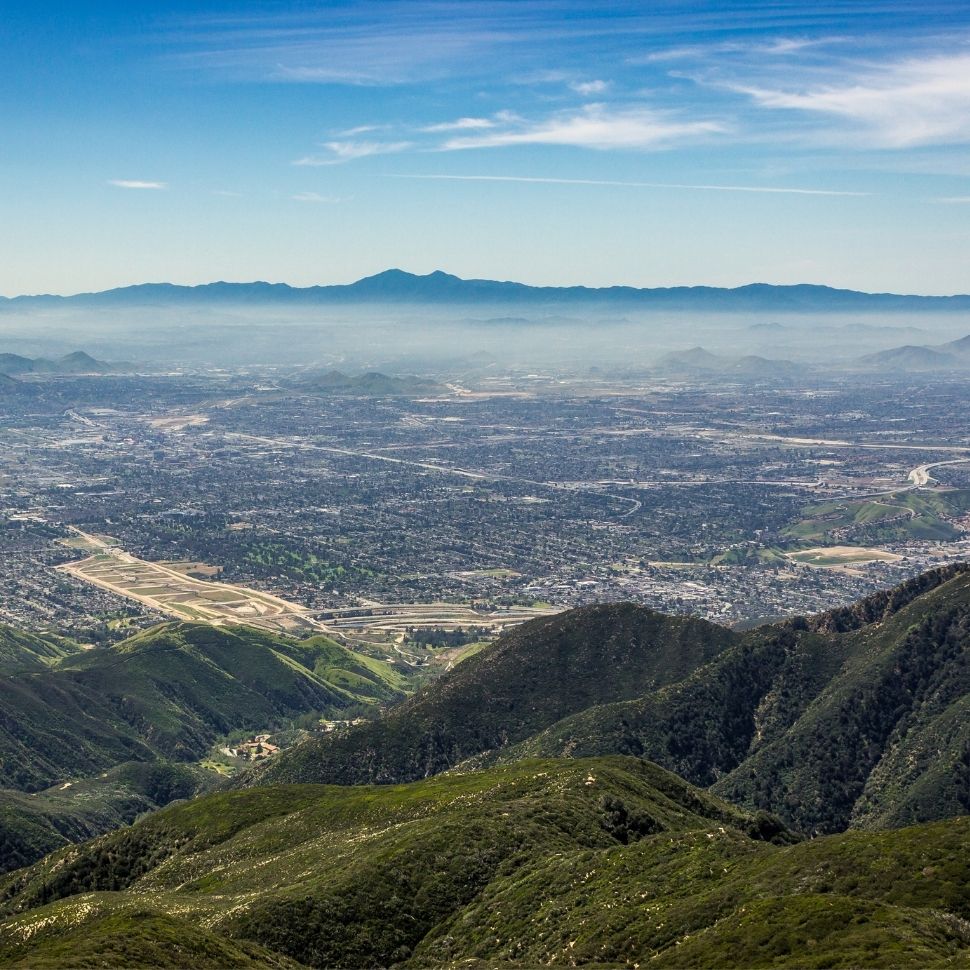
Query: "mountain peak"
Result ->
[[352, 268, 464, 288], [60, 350, 97, 365], [356, 268, 418, 283]]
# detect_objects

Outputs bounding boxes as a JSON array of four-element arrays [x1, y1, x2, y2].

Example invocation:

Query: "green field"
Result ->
[[787, 546, 900, 566]]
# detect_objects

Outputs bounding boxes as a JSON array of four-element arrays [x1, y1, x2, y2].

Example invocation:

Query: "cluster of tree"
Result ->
[[16, 825, 185, 907], [240, 539, 372, 589], [598, 794, 662, 843]]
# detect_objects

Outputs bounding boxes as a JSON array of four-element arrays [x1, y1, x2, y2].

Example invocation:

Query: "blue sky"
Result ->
[[2, 0, 970, 294]]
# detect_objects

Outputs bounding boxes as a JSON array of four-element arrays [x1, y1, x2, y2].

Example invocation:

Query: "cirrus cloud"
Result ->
[[291, 191, 342, 202], [440, 103, 725, 151], [729, 53, 970, 148], [421, 116, 497, 132], [293, 140, 413, 164], [388, 173, 868, 196], [107, 179, 167, 190]]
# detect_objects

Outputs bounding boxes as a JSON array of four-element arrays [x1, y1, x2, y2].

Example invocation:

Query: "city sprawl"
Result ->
[[3, 369, 969, 650]]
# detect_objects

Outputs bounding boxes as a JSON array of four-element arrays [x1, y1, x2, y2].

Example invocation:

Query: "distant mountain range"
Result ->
[[4, 269, 970, 311], [0, 351, 122, 376]]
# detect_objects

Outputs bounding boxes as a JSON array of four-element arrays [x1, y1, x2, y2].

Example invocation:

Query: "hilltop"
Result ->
[[249, 565, 970, 835], [0, 351, 125, 376], [246, 605, 735, 787], [857, 332, 970, 372], [4, 269, 970, 311], [300, 370, 445, 397], [656, 346, 804, 378], [1, 756, 968, 968]]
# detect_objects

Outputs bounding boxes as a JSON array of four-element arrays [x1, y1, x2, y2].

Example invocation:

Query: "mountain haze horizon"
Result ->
[[4, 267, 970, 311]]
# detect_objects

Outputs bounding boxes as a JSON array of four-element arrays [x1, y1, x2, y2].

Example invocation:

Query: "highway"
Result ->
[[225, 432, 643, 516], [908, 458, 970, 488]]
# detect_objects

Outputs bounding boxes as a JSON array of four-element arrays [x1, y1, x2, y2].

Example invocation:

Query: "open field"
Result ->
[[57, 547, 320, 636], [56, 536, 104, 552], [159, 561, 224, 578], [786, 546, 903, 567], [148, 414, 209, 432]]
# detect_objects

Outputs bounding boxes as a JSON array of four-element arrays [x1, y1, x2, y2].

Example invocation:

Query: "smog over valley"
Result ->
[[1, 3, 970, 969]]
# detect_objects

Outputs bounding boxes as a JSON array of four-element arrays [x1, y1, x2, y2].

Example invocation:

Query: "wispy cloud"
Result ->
[[766, 38, 825, 55], [388, 173, 869, 197], [168, 21, 508, 87], [166, 4, 594, 86], [270, 64, 386, 85], [933, 195, 970, 203], [440, 104, 724, 151], [728, 53, 970, 147], [337, 124, 386, 136], [635, 36, 832, 64], [513, 68, 573, 85], [303, 104, 723, 161], [291, 191, 341, 203], [421, 116, 497, 132], [294, 140, 412, 164], [108, 179, 166, 190]]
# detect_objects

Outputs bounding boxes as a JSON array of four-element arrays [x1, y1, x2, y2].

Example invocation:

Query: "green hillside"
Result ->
[[713, 566, 970, 831], [784, 489, 970, 543], [414, 815, 970, 969], [0, 626, 83, 672], [301, 370, 444, 396], [0, 762, 212, 874], [0, 757, 967, 969], [0, 621, 406, 793], [247, 565, 970, 835], [246, 604, 736, 787], [0, 621, 407, 872], [503, 565, 970, 834]]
